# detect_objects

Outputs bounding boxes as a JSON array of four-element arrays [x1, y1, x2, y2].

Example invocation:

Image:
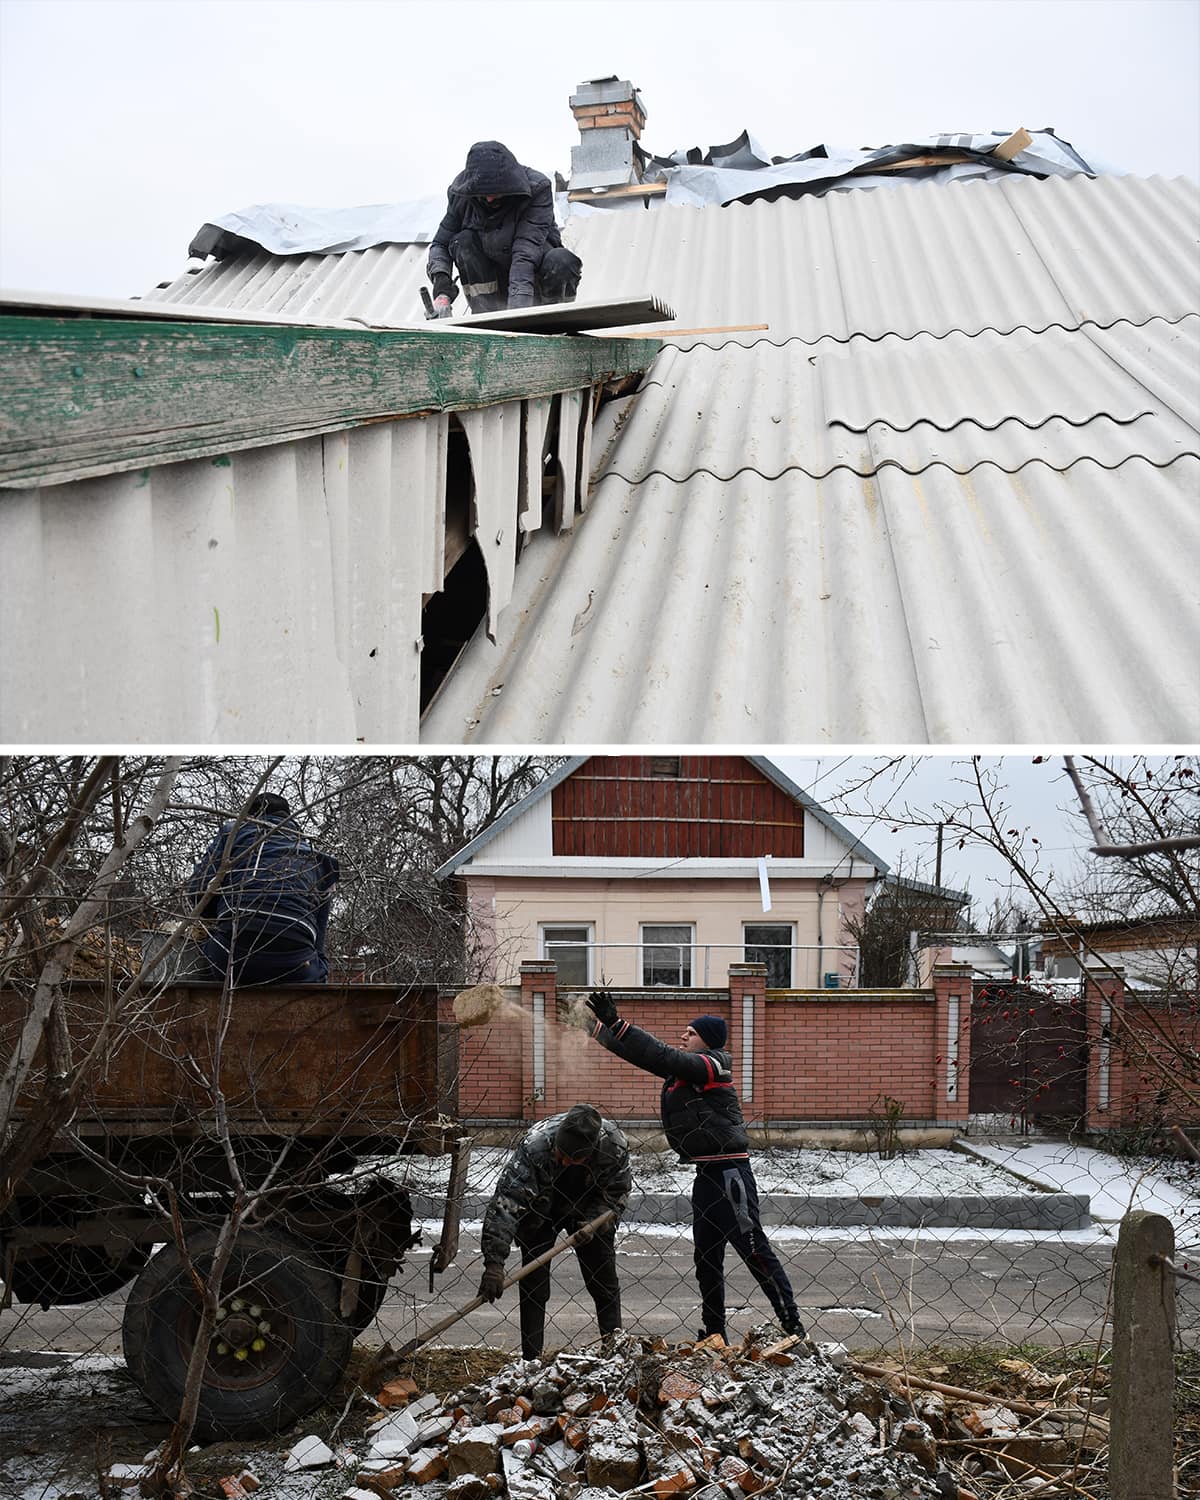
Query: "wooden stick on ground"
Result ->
[[848, 1362, 1109, 1435], [392, 1209, 617, 1358]]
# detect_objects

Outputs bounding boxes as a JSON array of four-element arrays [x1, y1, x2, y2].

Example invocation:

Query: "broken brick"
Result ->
[[406, 1449, 447, 1485], [653, 1466, 697, 1496], [658, 1373, 702, 1404], [378, 1378, 419, 1408]]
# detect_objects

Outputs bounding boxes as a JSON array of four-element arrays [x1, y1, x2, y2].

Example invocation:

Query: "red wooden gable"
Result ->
[[551, 756, 806, 859]]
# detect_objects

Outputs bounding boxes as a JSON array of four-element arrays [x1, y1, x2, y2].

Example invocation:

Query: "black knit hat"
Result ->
[[247, 792, 291, 819], [689, 1014, 727, 1048], [555, 1103, 603, 1157]]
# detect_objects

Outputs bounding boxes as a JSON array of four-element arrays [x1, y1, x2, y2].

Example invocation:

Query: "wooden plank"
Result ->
[[568, 182, 668, 202], [0, 314, 662, 488], [992, 126, 1033, 161], [446, 294, 675, 335], [612, 323, 769, 338], [869, 153, 977, 172]]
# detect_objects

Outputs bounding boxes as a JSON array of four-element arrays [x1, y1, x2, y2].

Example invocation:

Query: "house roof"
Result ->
[[433, 755, 891, 880], [149, 170, 1200, 744], [421, 171, 1200, 743]]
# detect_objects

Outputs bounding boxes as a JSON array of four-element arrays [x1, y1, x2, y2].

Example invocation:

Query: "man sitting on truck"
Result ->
[[477, 1104, 630, 1359], [188, 792, 340, 986]]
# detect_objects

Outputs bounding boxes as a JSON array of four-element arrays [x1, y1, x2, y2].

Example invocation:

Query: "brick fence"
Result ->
[[441, 961, 973, 1129], [1085, 963, 1200, 1131]]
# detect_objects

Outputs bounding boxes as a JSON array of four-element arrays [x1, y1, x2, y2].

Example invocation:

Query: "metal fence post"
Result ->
[[1111, 1209, 1176, 1500]]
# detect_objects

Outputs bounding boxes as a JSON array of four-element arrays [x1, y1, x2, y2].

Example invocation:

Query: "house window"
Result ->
[[540, 924, 593, 985], [648, 756, 681, 778], [744, 923, 794, 988], [641, 924, 694, 986]]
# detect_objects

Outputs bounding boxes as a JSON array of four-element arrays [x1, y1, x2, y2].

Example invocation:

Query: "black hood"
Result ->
[[459, 141, 530, 199]]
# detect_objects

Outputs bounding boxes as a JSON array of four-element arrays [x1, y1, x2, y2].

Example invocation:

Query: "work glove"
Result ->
[[587, 991, 619, 1028], [478, 1264, 506, 1302], [430, 275, 456, 318]]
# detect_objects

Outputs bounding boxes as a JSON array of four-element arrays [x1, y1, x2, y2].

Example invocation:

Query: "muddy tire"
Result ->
[[122, 1227, 353, 1440]]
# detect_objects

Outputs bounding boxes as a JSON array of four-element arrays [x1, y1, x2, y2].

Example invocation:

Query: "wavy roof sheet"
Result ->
[[420, 175, 1200, 744], [149, 171, 1200, 744]]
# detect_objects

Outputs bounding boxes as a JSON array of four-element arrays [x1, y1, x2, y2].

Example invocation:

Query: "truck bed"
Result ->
[[2, 981, 456, 1152]]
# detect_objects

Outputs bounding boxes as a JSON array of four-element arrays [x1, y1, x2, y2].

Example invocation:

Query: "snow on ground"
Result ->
[[961, 1139, 1200, 1247], [387, 1145, 1037, 1198]]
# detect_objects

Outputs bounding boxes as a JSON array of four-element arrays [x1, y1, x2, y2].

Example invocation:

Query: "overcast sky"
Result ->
[[1, 0, 1197, 299], [770, 754, 1140, 919]]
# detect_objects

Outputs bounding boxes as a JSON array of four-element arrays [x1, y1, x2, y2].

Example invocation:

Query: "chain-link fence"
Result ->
[[3, 1125, 1198, 1497]]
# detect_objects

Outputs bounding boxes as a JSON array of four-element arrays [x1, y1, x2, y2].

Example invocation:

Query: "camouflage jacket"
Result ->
[[480, 1112, 631, 1267]]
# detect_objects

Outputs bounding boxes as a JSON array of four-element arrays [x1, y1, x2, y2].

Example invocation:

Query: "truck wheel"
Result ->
[[122, 1227, 353, 1440]]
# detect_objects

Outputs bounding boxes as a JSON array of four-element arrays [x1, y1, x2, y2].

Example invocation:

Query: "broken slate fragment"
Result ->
[[285, 1437, 335, 1471]]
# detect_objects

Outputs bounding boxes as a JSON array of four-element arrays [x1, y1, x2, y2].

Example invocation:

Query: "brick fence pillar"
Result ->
[[728, 963, 767, 1124], [519, 961, 557, 1122], [931, 963, 973, 1126], [1083, 961, 1126, 1132]]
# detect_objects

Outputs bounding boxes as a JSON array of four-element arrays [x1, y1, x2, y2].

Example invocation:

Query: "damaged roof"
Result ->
[[427, 172, 1200, 744], [151, 169, 1200, 745]]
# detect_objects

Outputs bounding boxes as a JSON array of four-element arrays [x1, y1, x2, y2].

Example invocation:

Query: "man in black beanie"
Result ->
[[477, 1103, 631, 1358], [587, 995, 804, 1345]]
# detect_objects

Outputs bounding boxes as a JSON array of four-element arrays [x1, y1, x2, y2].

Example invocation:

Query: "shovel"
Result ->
[[392, 1208, 617, 1358]]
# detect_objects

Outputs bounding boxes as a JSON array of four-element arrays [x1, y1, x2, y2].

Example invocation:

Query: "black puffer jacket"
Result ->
[[591, 1019, 750, 1164], [427, 141, 561, 307]]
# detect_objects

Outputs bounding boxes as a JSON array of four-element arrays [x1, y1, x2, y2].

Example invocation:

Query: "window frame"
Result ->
[[640, 922, 696, 987], [539, 922, 595, 985], [743, 921, 795, 988]]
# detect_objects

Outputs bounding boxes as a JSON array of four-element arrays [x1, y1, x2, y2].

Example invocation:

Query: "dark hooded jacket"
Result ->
[[427, 141, 562, 306], [480, 1111, 632, 1266], [590, 1018, 750, 1164], [188, 812, 339, 963]]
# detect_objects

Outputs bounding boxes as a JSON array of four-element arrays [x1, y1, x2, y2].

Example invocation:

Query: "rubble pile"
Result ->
[[853, 1355, 1112, 1496], [0, 914, 142, 978], [345, 1330, 953, 1500]]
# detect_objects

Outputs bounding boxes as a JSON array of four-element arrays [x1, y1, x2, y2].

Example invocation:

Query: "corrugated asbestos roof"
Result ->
[[153, 171, 1200, 744]]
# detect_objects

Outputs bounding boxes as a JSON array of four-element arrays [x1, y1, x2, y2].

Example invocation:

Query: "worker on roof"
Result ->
[[188, 792, 339, 987], [586, 995, 806, 1346], [477, 1104, 630, 1359], [425, 141, 583, 317]]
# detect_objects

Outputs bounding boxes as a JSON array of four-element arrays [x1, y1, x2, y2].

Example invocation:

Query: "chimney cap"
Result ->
[[570, 77, 646, 114]]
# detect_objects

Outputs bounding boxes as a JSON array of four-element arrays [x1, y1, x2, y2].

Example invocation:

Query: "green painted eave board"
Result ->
[[0, 314, 661, 488]]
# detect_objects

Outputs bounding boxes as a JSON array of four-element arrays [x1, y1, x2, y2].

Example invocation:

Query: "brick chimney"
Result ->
[[569, 76, 648, 191]]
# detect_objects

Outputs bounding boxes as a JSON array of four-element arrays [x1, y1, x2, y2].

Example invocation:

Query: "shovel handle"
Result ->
[[394, 1208, 617, 1357]]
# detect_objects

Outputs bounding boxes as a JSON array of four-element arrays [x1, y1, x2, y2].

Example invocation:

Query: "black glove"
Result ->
[[431, 273, 455, 303], [478, 1264, 505, 1302], [587, 991, 619, 1028]]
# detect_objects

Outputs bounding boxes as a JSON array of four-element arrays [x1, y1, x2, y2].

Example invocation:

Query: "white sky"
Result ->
[[1, 0, 1197, 299], [770, 753, 1134, 918]]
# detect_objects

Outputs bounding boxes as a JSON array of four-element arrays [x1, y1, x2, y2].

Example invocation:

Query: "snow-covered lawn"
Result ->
[[388, 1145, 1037, 1198]]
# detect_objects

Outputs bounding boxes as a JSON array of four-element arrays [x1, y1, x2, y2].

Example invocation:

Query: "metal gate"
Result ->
[[969, 980, 1088, 1131]]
